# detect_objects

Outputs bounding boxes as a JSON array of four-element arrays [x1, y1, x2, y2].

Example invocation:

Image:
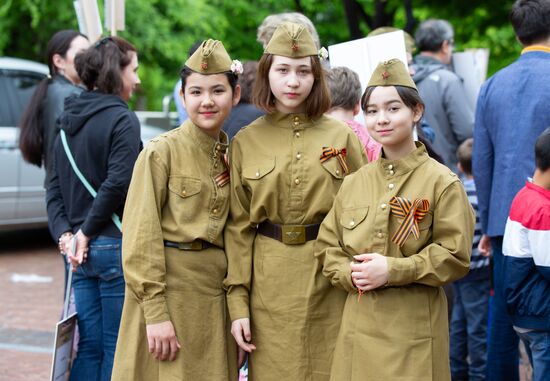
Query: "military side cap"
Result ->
[[367, 58, 417, 90], [264, 21, 318, 58], [185, 39, 232, 74], [367, 27, 416, 55]]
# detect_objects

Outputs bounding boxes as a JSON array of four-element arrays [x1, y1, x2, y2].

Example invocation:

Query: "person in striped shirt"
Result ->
[[450, 138, 491, 381]]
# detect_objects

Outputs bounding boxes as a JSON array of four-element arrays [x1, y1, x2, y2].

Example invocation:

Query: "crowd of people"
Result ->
[[17, 0, 550, 380]]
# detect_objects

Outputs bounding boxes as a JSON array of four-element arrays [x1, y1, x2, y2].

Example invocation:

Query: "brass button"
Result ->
[[182, 190, 187, 196], [389, 170, 395, 176], [294, 178, 300, 185], [214, 162, 218, 168], [293, 121, 299, 126], [377, 231, 383, 238], [294, 116, 300, 122], [256, 171, 260, 177], [388, 164, 394, 170], [336, 169, 340, 175], [295, 132, 301, 138], [388, 183, 395, 190], [296, 152, 301, 160], [213, 208, 218, 214], [381, 203, 387, 210], [349, 220, 355, 227]]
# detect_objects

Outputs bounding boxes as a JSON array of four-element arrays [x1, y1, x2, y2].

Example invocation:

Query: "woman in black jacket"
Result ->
[[19, 29, 89, 185], [46, 36, 142, 381]]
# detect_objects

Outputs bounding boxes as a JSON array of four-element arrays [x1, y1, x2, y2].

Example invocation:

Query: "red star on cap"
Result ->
[[201, 62, 208, 70], [291, 43, 299, 52], [382, 71, 391, 80]]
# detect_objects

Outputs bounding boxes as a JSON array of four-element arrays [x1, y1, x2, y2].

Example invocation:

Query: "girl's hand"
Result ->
[[146, 321, 181, 361], [67, 229, 90, 271], [351, 253, 389, 291], [231, 318, 256, 354], [58, 231, 73, 255]]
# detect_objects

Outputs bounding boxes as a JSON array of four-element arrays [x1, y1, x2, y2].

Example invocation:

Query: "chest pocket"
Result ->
[[339, 206, 370, 254], [400, 210, 434, 256], [320, 158, 345, 179], [243, 158, 275, 181], [168, 176, 201, 198], [340, 206, 369, 230]]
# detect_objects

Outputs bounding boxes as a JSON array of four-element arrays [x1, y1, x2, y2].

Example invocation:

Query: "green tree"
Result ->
[[0, 0, 521, 111]]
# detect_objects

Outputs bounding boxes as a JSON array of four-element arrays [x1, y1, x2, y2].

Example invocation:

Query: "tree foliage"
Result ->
[[0, 0, 519, 110]]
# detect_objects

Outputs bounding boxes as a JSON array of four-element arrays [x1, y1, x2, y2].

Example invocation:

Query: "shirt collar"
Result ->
[[265, 112, 314, 129], [526, 180, 550, 201], [377, 141, 430, 178], [184, 120, 228, 157], [521, 45, 550, 55]]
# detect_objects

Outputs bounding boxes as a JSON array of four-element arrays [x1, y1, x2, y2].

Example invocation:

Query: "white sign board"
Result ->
[[105, 0, 125, 34], [74, 0, 103, 43], [328, 31, 408, 124], [452, 48, 490, 112], [329, 31, 409, 93], [50, 313, 77, 381]]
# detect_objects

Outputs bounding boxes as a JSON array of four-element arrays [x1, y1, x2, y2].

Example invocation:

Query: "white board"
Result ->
[[452, 49, 490, 112], [328, 31, 408, 124], [73, 0, 103, 43]]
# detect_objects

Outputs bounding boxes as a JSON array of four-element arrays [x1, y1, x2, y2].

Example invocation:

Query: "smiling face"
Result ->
[[268, 55, 314, 114], [182, 72, 241, 138], [120, 51, 140, 101], [364, 86, 423, 160]]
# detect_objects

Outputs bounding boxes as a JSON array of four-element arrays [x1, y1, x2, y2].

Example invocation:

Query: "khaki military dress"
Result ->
[[112, 121, 237, 381], [224, 112, 368, 381], [315, 143, 474, 381]]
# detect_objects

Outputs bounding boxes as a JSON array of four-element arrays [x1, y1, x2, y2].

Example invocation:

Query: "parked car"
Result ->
[[0, 57, 166, 231]]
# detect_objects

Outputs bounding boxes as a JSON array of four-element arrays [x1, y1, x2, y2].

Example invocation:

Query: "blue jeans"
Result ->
[[486, 237, 519, 381], [514, 329, 550, 381], [70, 236, 125, 381], [450, 278, 490, 381]]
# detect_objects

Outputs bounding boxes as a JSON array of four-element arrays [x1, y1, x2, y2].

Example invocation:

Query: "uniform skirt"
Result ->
[[111, 246, 237, 381], [249, 235, 346, 381]]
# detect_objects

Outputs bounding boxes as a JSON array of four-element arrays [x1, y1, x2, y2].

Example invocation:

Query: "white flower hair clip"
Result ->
[[318, 47, 329, 61], [231, 60, 244, 75]]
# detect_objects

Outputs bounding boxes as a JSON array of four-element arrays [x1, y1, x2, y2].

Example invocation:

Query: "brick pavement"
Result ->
[[0, 229, 63, 381]]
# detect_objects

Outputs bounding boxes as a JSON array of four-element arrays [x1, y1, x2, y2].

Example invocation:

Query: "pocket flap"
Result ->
[[340, 206, 369, 230], [321, 159, 345, 179], [168, 176, 201, 198], [243, 158, 275, 180]]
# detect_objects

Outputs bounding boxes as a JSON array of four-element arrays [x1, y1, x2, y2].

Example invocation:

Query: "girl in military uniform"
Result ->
[[314, 59, 475, 380], [111, 40, 241, 381], [224, 22, 367, 380]]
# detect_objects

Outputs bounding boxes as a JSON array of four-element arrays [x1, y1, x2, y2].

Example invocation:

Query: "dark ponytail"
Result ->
[[19, 30, 86, 167]]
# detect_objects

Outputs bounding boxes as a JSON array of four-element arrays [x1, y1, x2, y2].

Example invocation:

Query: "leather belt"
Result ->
[[257, 221, 320, 245], [164, 239, 214, 251]]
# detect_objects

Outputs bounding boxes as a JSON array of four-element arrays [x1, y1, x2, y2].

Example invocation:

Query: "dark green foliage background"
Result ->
[[0, 0, 519, 111]]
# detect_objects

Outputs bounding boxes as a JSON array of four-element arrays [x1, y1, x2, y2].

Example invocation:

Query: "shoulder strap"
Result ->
[[59, 130, 122, 232]]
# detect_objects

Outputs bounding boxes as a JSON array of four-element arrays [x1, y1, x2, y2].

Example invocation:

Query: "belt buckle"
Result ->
[[281, 225, 306, 245]]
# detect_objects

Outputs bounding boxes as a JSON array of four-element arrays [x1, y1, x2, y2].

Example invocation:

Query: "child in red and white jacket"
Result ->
[[503, 127, 550, 381]]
